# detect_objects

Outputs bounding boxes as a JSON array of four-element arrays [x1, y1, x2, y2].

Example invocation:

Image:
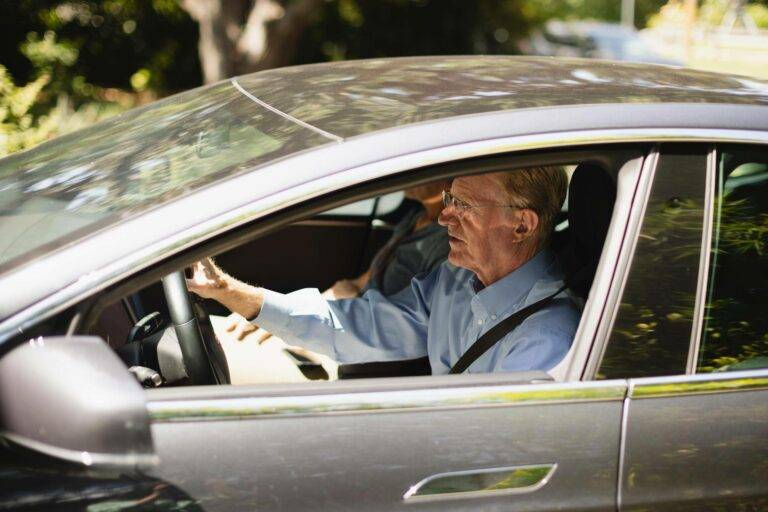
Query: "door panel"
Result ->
[[147, 378, 625, 511], [620, 372, 768, 511]]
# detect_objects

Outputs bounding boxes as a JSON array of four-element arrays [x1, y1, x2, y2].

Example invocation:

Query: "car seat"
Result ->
[[562, 162, 616, 299]]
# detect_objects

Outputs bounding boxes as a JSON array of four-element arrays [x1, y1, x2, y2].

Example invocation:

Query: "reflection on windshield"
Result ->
[[0, 81, 330, 274]]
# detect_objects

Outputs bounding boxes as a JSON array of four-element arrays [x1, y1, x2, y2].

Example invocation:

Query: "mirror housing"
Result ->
[[0, 336, 157, 472]]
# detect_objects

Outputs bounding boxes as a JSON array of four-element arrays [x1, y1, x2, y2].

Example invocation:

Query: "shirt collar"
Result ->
[[469, 247, 557, 316]]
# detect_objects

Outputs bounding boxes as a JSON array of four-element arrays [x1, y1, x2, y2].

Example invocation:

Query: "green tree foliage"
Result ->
[[747, 3, 768, 28], [0, 32, 124, 157], [2, 0, 201, 96], [298, 0, 530, 64], [0, 67, 52, 156], [293, 0, 669, 69]]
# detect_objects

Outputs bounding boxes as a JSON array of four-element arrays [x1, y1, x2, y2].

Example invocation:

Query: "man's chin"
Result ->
[[447, 251, 468, 269]]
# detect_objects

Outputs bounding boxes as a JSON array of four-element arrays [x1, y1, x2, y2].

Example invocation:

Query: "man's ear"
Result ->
[[511, 209, 539, 242]]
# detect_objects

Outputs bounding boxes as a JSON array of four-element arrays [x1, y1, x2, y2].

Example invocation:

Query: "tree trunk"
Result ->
[[180, 0, 323, 84]]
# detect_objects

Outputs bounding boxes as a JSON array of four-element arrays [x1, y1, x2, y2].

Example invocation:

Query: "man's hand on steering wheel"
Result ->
[[186, 258, 230, 299], [186, 257, 265, 326]]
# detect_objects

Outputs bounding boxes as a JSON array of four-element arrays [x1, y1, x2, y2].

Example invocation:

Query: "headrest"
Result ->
[[565, 162, 616, 297]]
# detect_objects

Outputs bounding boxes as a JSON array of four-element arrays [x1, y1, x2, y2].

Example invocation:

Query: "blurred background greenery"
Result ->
[[2, 0, 768, 158]]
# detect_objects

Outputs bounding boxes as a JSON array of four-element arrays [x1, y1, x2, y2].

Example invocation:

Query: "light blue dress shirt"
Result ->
[[256, 248, 581, 374]]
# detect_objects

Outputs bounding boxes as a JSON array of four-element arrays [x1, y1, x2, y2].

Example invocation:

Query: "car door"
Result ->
[[592, 144, 768, 510], [145, 374, 626, 511]]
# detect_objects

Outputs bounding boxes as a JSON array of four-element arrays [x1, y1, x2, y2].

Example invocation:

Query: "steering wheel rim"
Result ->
[[161, 271, 230, 385]]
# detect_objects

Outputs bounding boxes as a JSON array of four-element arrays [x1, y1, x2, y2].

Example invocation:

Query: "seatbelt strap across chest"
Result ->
[[449, 282, 569, 374]]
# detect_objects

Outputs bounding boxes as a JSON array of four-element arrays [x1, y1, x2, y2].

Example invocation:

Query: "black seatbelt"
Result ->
[[449, 282, 569, 374], [448, 260, 594, 375]]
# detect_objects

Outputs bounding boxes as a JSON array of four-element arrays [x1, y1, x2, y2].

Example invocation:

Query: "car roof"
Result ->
[[237, 56, 768, 139]]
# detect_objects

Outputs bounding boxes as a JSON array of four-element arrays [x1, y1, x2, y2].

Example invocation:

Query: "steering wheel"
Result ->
[[161, 271, 231, 385]]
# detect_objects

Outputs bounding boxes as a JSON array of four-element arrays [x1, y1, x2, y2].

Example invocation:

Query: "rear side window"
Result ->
[[697, 145, 768, 373], [599, 145, 708, 379]]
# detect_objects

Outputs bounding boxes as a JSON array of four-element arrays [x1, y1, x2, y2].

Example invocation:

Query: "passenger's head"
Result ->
[[404, 179, 452, 204], [438, 165, 567, 286]]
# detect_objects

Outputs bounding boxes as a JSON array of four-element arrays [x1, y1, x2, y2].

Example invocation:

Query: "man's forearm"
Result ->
[[211, 278, 264, 320]]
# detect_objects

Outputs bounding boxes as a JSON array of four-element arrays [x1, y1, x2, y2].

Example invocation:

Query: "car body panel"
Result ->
[[146, 377, 626, 511], [620, 370, 768, 510]]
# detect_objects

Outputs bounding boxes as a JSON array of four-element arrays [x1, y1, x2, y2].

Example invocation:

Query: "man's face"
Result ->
[[437, 174, 522, 277]]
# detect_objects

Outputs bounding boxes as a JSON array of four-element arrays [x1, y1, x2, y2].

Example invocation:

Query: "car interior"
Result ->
[[48, 145, 646, 388]]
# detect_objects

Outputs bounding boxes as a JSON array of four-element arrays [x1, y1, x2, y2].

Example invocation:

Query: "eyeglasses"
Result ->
[[441, 190, 528, 214]]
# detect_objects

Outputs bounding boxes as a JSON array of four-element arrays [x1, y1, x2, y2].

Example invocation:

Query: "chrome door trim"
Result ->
[[552, 153, 645, 382], [700, 146, 726, 373], [687, 146, 717, 374], [584, 149, 660, 379], [3, 128, 768, 345], [630, 368, 768, 398], [148, 380, 627, 422], [402, 463, 557, 502], [615, 381, 633, 510]]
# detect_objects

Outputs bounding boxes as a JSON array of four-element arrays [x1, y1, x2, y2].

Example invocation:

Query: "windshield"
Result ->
[[0, 81, 330, 276]]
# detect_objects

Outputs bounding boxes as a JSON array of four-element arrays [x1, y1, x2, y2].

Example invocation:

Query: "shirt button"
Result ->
[[477, 319, 483, 325], [491, 314, 497, 320]]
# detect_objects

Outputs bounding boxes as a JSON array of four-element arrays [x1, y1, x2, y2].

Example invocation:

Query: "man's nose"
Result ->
[[438, 204, 457, 226]]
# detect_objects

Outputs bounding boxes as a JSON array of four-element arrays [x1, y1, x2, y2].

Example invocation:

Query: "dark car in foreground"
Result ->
[[0, 56, 767, 511]]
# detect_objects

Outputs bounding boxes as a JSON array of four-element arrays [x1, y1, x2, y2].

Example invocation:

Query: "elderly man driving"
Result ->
[[189, 166, 581, 374]]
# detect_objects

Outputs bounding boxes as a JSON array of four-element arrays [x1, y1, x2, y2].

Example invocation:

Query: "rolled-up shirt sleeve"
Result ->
[[254, 269, 439, 363]]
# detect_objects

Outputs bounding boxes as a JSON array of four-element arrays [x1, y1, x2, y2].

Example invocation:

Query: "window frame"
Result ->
[[64, 144, 644, 390], [590, 142, 768, 380], [584, 147, 660, 379], [692, 143, 768, 375]]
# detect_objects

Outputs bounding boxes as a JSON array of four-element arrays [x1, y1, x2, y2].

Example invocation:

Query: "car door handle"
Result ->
[[403, 463, 557, 502]]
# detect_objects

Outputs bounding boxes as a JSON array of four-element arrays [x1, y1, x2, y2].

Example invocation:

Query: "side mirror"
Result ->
[[0, 336, 157, 472]]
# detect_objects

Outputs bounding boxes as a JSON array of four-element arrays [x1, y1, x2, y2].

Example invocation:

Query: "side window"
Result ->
[[599, 146, 708, 379], [320, 191, 404, 217], [697, 146, 768, 373]]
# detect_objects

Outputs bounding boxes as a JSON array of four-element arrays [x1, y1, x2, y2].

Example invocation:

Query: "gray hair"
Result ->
[[498, 165, 568, 243]]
